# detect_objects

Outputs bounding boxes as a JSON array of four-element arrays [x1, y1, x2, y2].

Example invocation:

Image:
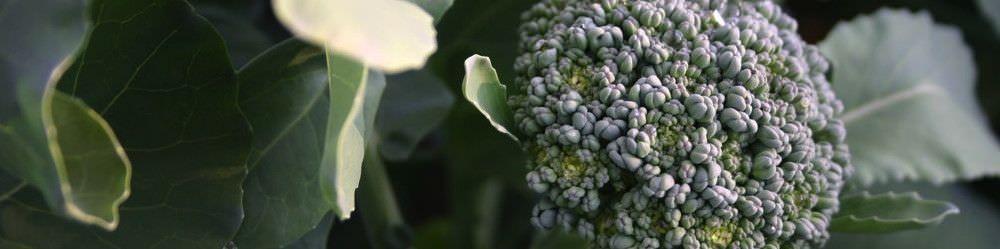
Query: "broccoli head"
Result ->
[[510, 0, 852, 248]]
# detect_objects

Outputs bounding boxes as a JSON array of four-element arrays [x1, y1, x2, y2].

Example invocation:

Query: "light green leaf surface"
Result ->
[[377, 70, 454, 161], [42, 91, 131, 228], [234, 39, 331, 249], [827, 183, 1000, 249], [321, 51, 387, 220], [273, 0, 436, 73], [462, 55, 518, 142], [404, 0, 453, 23], [0, 0, 251, 247], [831, 191, 959, 233], [819, 9, 1000, 185], [0, 0, 132, 230], [0, 88, 131, 231]]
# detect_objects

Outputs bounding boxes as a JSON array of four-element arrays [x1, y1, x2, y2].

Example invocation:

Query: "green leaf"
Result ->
[[404, 0, 453, 23], [0, 0, 251, 247], [0, 167, 24, 203], [831, 191, 959, 233], [827, 183, 1000, 249], [0, 0, 133, 230], [819, 9, 1000, 185], [430, 0, 534, 87], [377, 70, 454, 161], [529, 231, 591, 249], [194, 3, 274, 67], [0, 90, 132, 231], [462, 55, 518, 142], [322, 50, 387, 220], [443, 105, 530, 249], [273, 0, 437, 73], [234, 39, 331, 249], [275, 213, 335, 249], [978, 0, 1000, 37], [235, 38, 387, 247], [357, 143, 410, 249]]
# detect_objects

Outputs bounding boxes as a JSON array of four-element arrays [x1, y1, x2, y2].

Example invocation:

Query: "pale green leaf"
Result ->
[[819, 9, 1000, 185], [273, 0, 437, 73], [43, 91, 130, 228], [377, 70, 454, 161], [0, 89, 132, 231], [321, 51, 386, 220], [462, 55, 518, 142], [831, 191, 959, 233], [827, 183, 1000, 249]]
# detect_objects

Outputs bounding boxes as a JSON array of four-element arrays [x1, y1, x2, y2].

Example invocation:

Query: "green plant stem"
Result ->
[[358, 143, 410, 249]]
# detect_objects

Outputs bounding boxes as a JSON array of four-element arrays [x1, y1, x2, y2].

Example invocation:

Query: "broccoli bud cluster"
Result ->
[[511, 0, 852, 248]]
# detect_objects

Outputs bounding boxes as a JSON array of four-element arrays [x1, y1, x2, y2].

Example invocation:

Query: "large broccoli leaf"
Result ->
[[830, 192, 958, 233], [820, 9, 1000, 185], [0, 0, 251, 247], [193, 3, 273, 67], [0, 0, 135, 230], [827, 183, 1000, 249], [235, 37, 395, 248], [272, 0, 437, 73], [233, 39, 333, 249]]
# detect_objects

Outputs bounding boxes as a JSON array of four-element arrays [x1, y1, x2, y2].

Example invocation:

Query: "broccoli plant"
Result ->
[[464, 0, 999, 248], [1, 0, 999, 248]]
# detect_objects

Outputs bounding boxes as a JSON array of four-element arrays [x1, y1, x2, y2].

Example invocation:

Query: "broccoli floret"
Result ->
[[511, 0, 852, 248]]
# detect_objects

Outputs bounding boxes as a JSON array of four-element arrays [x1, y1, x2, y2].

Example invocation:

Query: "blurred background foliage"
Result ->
[[164, 0, 1000, 248]]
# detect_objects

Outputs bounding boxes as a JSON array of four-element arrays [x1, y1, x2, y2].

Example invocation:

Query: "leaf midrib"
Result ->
[[246, 84, 326, 169], [840, 83, 939, 124]]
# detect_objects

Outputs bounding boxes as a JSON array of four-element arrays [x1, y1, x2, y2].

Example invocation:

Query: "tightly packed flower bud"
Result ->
[[511, 0, 852, 248]]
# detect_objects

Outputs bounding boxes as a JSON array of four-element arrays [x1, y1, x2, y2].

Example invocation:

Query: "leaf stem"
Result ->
[[358, 142, 411, 249]]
